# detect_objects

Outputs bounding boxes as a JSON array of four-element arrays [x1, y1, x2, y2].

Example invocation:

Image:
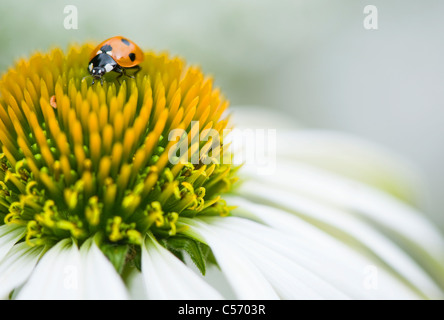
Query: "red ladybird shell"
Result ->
[[90, 36, 144, 68]]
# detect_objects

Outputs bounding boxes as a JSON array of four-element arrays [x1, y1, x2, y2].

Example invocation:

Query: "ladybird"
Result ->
[[86, 36, 144, 85]]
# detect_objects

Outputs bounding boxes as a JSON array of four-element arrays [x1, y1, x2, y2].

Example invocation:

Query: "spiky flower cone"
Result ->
[[0, 44, 237, 271]]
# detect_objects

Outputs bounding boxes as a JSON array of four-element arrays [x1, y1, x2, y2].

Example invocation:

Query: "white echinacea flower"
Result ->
[[0, 45, 443, 300]]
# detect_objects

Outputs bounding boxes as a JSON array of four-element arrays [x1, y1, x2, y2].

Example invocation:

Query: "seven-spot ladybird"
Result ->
[[86, 36, 144, 85]]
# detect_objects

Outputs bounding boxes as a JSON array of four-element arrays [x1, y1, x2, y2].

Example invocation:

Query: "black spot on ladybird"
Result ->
[[100, 44, 113, 52], [121, 38, 130, 46], [129, 53, 136, 62]]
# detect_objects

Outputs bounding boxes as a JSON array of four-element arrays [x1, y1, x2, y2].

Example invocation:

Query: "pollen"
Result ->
[[0, 44, 237, 248]]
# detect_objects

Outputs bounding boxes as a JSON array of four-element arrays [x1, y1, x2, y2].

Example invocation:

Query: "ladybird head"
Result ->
[[90, 66, 106, 78]]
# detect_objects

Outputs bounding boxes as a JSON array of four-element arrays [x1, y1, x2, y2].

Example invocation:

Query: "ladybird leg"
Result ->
[[120, 68, 134, 80], [130, 65, 141, 78], [133, 65, 141, 77], [115, 70, 124, 85]]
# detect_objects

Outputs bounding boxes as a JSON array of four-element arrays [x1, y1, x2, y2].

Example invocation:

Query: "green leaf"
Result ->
[[200, 243, 219, 268], [164, 236, 206, 275], [100, 243, 129, 274]]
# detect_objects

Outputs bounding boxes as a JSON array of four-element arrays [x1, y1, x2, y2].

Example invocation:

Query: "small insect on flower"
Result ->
[[49, 95, 57, 109], [84, 36, 144, 85]]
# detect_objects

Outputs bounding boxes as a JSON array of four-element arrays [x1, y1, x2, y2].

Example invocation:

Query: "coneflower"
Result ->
[[0, 44, 443, 300], [0, 44, 236, 298]]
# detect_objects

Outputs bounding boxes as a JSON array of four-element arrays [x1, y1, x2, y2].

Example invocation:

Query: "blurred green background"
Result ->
[[1, 0, 443, 230]]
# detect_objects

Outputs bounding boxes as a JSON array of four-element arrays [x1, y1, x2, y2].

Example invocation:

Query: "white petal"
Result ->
[[257, 162, 444, 269], [231, 107, 423, 204], [216, 205, 423, 299], [232, 106, 302, 130], [17, 239, 82, 300], [79, 239, 129, 300], [241, 160, 444, 261], [183, 217, 350, 299], [198, 264, 237, 299], [180, 219, 280, 300], [0, 242, 44, 298], [235, 179, 444, 299], [125, 268, 149, 300], [276, 130, 425, 204], [141, 234, 222, 299], [0, 224, 25, 262]]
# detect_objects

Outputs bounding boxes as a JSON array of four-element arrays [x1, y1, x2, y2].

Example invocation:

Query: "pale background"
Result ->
[[0, 0, 443, 230]]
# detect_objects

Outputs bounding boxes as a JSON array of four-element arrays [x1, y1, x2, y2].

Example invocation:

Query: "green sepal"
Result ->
[[200, 243, 219, 268], [163, 236, 206, 276], [100, 243, 130, 274]]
